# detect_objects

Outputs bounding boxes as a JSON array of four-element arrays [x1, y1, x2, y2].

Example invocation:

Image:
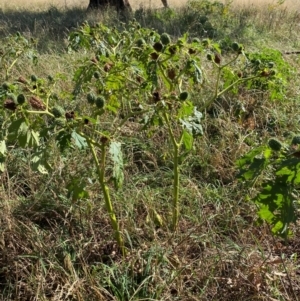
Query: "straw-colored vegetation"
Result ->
[[0, 0, 300, 300], [1, 0, 300, 10]]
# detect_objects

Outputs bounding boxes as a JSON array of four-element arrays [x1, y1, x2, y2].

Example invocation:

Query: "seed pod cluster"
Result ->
[[29, 96, 46, 110], [4, 98, 17, 111]]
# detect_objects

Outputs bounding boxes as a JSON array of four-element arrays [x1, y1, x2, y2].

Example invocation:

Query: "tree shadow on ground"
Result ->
[[0, 6, 131, 53]]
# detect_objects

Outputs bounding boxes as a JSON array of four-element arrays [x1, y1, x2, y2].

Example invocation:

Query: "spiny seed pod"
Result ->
[[17, 76, 28, 84], [207, 53, 213, 61], [54, 117, 66, 127], [47, 75, 54, 82], [4, 99, 17, 111], [202, 39, 210, 47], [152, 91, 161, 102], [95, 96, 105, 109], [179, 91, 189, 101], [6, 93, 17, 102], [192, 38, 200, 43], [199, 15, 208, 24], [188, 48, 196, 55], [31, 74, 38, 82], [268, 138, 282, 151], [160, 33, 171, 45], [168, 45, 177, 55], [269, 70, 276, 76], [136, 38, 146, 47], [268, 62, 275, 68], [153, 42, 163, 52], [291, 136, 300, 145], [94, 71, 101, 79], [29, 96, 46, 110], [51, 105, 65, 118], [150, 52, 159, 60], [214, 53, 221, 64], [17, 94, 26, 105], [2, 82, 10, 90], [232, 42, 240, 52], [167, 68, 176, 80], [87, 92, 96, 105]]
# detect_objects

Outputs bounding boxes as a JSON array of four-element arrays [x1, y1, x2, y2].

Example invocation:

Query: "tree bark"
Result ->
[[88, 0, 132, 11]]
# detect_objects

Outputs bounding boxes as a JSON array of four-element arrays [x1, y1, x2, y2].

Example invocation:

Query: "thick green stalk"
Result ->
[[163, 111, 180, 230], [87, 138, 125, 255]]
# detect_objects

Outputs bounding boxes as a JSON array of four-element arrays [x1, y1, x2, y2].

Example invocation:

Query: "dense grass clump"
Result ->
[[0, 1, 300, 300]]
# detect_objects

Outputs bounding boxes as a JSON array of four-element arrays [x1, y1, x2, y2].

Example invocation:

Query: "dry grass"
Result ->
[[1, 0, 300, 11]]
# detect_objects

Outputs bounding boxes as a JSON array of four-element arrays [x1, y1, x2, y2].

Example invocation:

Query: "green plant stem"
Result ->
[[200, 74, 260, 111], [158, 62, 173, 91], [86, 137, 125, 255], [162, 111, 180, 231], [6, 54, 22, 79], [26, 110, 54, 118]]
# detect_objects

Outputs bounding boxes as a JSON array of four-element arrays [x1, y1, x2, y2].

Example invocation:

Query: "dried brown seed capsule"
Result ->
[[84, 118, 89, 125], [188, 48, 196, 54], [17, 76, 28, 84], [65, 111, 75, 119], [104, 63, 113, 72], [91, 57, 98, 64], [4, 99, 17, 111], [168, 45, 177, 55], [29, 96, 46, 110], [214, 53, 221, 65], [153, 42, 163, 52], [136, 75, 143, 83], [152, 91, 161, 102], [260, 70, 270, 77], [150, 52, 159, 60], [237, 71, 243, 78], [100, 136, 109, 144], [167, 68, 176, 80]]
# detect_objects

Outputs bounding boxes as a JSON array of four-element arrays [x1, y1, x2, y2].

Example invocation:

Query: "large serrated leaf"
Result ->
[[180, 107, 203, 137], [7, 118, 26, 142], [0, 140, 7, 155], [0, 156, 5, 172], [109, 141, 124, 190], [72, 131, 87, 149], [31, 149, 52, 174], [18, 122, 29, 148], [56, 130, 72, 152], [182, 130, 193, 151], [254, 181, 296, 238]]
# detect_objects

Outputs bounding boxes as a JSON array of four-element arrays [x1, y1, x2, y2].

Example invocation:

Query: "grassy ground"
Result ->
[[0, 0, 300, 300], [1, 0, 300, 10]]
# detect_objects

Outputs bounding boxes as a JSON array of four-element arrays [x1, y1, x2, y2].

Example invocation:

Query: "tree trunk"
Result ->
[[88, 0, 132, 11], [161, 0, 169, 8], [88, 0, 169, 11]]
